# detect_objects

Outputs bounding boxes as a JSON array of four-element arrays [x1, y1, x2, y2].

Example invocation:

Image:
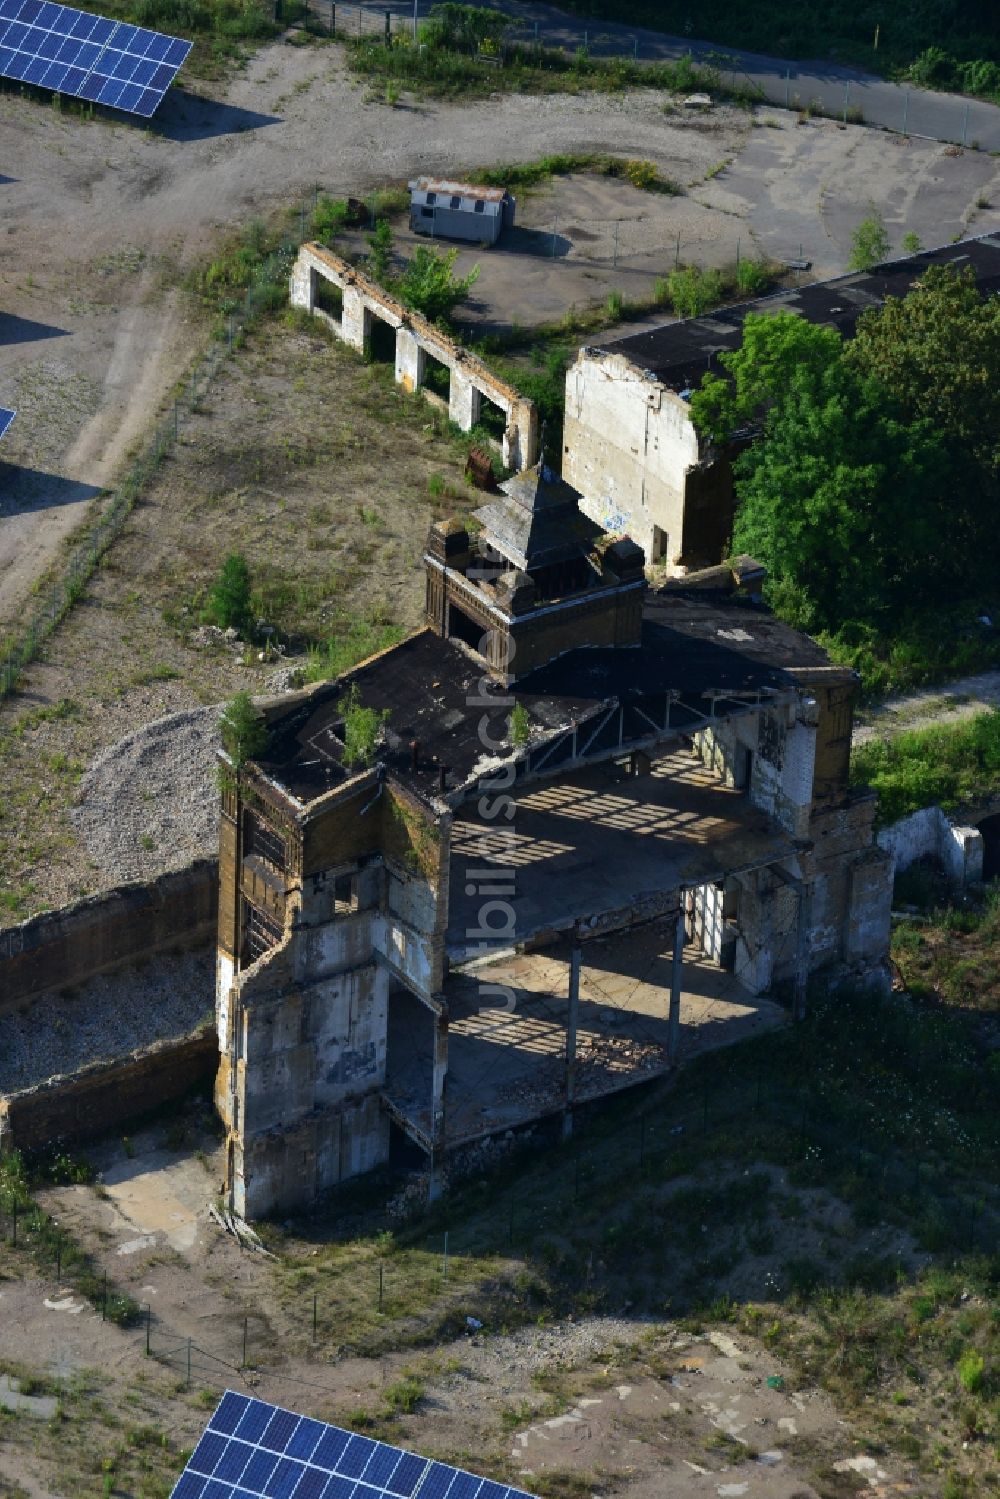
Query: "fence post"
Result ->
[[330, 1, 335, 35], [55, 1235, 61, 1284], [145, 1304, 151, 1355], [312, 1293, 317, 1342], [378, 1260, 384, 1312], [902, 90, 909, 134], [186, 1337, 192, 1389], [243, 1316, 248, 1367], [442, 1231, 449, 1281], [784, 68, 790, 108], [102, 1271, 107, 1321]]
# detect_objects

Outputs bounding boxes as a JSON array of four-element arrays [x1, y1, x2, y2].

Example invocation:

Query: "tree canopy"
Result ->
[[688, 269, 1000, 638]]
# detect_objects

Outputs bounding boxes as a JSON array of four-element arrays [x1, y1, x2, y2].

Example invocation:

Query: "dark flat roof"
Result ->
[[257, 585, 831, 805], [594, 234, 1000, 392]]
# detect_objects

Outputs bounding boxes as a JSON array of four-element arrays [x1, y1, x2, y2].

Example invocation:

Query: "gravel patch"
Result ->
[[0, 946, 214, 1094], [72, 705, 223, 884]]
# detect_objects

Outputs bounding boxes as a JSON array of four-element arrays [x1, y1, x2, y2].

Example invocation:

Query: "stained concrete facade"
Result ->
[[564, 234, 1000, 568], [214, 469, 891, 1219], [290, 243, 538, 472]]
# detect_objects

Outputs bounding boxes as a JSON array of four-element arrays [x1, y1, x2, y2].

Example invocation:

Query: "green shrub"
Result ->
[[957, 1348, 985, 1393], [396, 245, 479, 325], [338, 683, 390, 769], [219, 692, 269, 772], [735, 257, 773, 297], [203, 552, 254, 636], [667, 265, 725, 318], [851, 708, 1000, 825], [311, 195, 349, 243]]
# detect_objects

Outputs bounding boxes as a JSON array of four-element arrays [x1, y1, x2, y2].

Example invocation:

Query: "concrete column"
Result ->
[[563, 943, 581, 1139], [667, 905, 685, 1060], [509, 398, 540, 468], [793, 880, 812, 1022], [428, 1005, 448, 1201], [289, 250, 315, 312], [341, 285, 368, 353], [395, 327, 426, 393], [449, 367, 481, 430]]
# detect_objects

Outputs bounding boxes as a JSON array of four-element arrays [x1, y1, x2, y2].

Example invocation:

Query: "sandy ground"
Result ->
[[2, 37, 999, 631], [0, 1119, 916, 1498], [853, 668, 1000, 745]]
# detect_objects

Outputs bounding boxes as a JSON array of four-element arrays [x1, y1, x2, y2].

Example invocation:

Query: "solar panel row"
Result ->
[[170, 1393, 538, 1499], [0, 406, 15, 440], [0, 0, 190, 116]]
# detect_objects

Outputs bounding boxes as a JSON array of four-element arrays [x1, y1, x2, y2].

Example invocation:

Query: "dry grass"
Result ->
[[0, 312, 472, 923]]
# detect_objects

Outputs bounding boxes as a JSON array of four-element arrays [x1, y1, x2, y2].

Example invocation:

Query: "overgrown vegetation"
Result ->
[[851, 709, 1000, 826], [202, 552, 255, 637], [218, 690, 269, 772], [337, 683, 390, 769], [690, 265, 1000, 694], [68, 0, 292, 79], [552, 0, 1000, 100], [0, 1151, 139, 1326], [348, 8, 752, 103]]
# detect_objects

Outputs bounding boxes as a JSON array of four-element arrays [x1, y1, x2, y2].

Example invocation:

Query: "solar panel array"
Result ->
[[0, 407, 15, 440], [0, 0, 191, 117], [171, 1391, 539, 1499]]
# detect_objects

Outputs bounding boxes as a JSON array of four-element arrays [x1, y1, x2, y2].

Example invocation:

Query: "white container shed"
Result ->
[[409, 176, 515, 245]]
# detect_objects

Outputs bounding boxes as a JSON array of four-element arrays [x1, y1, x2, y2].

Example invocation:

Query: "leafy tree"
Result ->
[[845, 263, 1000, 476], [338, 684, 390, 769], [848, 208, 890, 271], [203, 553, 255, 637], [219, 692, 268, 772], [396, 245, 480, 325], [729, 355, 949, 632], [901, 230, 922, 254], [689, 311, 843, 443]]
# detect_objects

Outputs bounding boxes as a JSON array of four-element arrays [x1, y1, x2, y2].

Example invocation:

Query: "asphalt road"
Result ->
[[367, 0, 1000, 152]]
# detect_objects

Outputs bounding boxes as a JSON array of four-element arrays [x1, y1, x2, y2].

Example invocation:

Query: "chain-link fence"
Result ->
[[0, 1028, 994, 1410]]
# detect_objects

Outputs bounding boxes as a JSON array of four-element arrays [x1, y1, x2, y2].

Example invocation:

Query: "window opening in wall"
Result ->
[[448, 601, 488, 653], [242, 899, 283, 965], [367, 314, 396, 365], [423, 349, 451, 401], [474, 199, 485, 213], [450, 195, 461, 209], [651, 525, 668, 561], [477, 394, 507, 441], [245, 812, 286, 871], [733, 742, 752, 791], [420, 206, 434, 219], [315, 275, 343, 322], [426, 191, 437, 205], [333, 873, 359, 914]]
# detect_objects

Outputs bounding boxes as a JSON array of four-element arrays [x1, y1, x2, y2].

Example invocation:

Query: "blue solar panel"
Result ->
[[170, 1394, 540, 1499], [0, 407, 15, 441], [0, 0, 190, 115]]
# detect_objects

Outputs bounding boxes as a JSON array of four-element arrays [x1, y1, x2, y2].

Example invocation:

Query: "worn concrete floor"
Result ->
[[385, 919, 786, 1147], [447, 747, 794, 956]]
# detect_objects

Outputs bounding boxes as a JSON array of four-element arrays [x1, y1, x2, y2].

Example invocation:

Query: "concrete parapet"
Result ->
[[0, 861, 218, 1014]]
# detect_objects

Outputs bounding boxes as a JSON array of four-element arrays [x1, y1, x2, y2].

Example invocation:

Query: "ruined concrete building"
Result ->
[[563, 234, 1000, 567], [290, 243, 538, 472], [214, 465, 891, 1219]]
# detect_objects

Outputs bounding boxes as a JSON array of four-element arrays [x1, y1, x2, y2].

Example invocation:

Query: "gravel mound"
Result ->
[[0, 946, 215, 1094], [72, 705, 223, 884]]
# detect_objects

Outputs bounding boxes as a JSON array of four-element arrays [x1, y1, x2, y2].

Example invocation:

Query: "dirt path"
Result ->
[[2, 37, 998, 633], [853, 668, 1000, 745]]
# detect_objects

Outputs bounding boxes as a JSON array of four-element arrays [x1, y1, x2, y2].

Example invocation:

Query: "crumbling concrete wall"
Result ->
[[0, 1028, 216, 1152], [290, 243, 539, 471], [0, 861, 217, 1014], [216, 769, 450, 1218], [878, 805, 984, 890], [563, 350, 706, 564]]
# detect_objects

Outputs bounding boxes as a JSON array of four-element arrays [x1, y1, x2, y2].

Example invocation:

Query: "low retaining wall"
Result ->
[[0, 860, 218, 1013], [878, 805, 983, 889], [290, 242, 539, 472], [0, 1028, 217, 1152]]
